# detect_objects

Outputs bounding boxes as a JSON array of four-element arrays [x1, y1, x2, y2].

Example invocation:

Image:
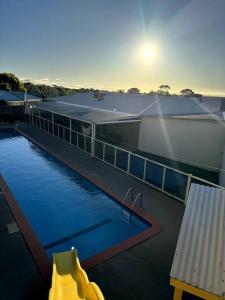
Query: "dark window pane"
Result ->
[[71, 119, 92, 135], [130, 155, 144, 178], [105, 144, 115, 165], [164, 169, 188, 200], [95, 141, 103, 159], [65, 128, 70, 143], [54, 114, 69, 128], [86, 137, 91, 153], [49, 122, 53, 134], [145, 162, 164, 188], [40, 109, 52, 121], [40, 118, 44, 130], [44, 120, 48, 132], [71, 131, 77, 146], [54, 124, 58, 137], [116, 149, 128, 171], [32, 107, 40, 116], [58, 126, 64, 139], [36, 117, 40, 128], [78, 134, 85, 150]]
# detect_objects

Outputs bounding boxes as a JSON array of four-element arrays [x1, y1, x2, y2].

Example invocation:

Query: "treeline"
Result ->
[[23, 82, 98, 99], [0, 73, 98, 99]]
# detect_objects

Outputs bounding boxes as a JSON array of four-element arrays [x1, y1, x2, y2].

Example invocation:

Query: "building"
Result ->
[[27, 92, 225, 188], [0, 89, 41, 122]]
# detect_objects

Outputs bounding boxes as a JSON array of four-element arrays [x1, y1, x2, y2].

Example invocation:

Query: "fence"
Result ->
[[28, 114, 225, 204]]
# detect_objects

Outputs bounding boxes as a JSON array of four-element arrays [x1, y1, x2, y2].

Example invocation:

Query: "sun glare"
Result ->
[[140, 45, 158, 62]]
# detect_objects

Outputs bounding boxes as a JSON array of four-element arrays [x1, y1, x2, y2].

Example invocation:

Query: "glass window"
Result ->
[[130, 155, 144, 178], [40, 109, 52, 121], [49, 122, 53, 135], [145, 162, 164, 188], [86, 137, 91, 153], [71, 131, 77, 146], [54, 124, 59, 137], [78, 134, 85, 150], [32, 107, 40, 116], [54, 113, 70, 128], [64, 128, 70, 143], [95, 141, 103, 159], [58, 126, 64, 139], [104, 144, 115, 165], [164, 169, 188, 200], [116, 149, 128, 171]]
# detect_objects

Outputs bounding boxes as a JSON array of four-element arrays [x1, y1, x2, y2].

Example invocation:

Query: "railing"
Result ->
[[30, 114, 92, 154], [28, 114, 225, 204], [94, 137, 191, 203], [122, 187, 134, 204], [131, 192, 143, 210]]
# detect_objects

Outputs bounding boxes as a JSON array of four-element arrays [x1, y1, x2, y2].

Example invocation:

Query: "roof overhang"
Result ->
[[33, 102, 141, 125]]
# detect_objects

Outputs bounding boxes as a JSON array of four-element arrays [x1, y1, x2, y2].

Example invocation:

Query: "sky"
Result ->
[[0, 0, 225, 96]]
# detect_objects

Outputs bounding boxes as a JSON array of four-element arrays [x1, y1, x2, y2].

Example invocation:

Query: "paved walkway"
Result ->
[[0, 188, 48, 300], [16, 123, 187, 300]]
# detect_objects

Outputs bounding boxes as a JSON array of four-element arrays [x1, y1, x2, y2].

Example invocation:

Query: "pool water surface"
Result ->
[[0, 129, 149, 260]]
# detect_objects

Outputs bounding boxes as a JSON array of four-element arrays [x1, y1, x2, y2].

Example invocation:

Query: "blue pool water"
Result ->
[[0, 129, 149, 260]]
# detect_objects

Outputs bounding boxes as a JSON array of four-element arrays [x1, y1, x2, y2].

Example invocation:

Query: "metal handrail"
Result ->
[[122, 187, 134, 204], [131, 192, 143, 210]]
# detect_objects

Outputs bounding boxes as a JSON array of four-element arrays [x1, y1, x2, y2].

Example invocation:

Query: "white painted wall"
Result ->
[[138, 117, 225, 171]]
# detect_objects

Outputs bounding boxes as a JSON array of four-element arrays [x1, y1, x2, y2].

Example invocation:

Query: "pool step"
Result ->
[[121, 208, 131, 222]]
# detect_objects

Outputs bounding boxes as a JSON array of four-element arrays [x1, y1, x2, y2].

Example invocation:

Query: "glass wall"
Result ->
[[29, 107, 194, 203], [30, 108, 92, 155], [54, 113, 70, 128]]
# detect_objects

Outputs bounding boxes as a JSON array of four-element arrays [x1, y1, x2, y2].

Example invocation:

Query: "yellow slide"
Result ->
[[49, 250, 104, 300]]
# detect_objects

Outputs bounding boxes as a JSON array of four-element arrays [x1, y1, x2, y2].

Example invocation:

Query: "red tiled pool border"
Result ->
[[2, 127, 161, 276]]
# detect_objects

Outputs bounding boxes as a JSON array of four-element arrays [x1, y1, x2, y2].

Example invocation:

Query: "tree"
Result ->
[[148, 90, 157, 96], [117, 89, 124, 93], [127, 87, 140, 94], [158, 85, 171, 95], [180, 88, 195, 97], [0, 73, 25, 92]]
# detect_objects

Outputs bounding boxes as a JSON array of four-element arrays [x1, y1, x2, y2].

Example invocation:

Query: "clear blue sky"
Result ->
[[1, 0, 225, 95]]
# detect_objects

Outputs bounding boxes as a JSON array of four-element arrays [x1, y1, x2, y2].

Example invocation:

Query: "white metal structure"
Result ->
[[170, 183, 225, 298], [28, 108, 225, 204]]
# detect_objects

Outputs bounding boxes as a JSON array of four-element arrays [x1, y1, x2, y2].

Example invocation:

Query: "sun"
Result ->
[[140, 45, 158, 62], [143, 47, 153, 58]]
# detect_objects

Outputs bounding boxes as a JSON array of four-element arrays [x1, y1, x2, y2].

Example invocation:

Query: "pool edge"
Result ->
[[8, 127, 161, 272], [0, 174, 52, 281]]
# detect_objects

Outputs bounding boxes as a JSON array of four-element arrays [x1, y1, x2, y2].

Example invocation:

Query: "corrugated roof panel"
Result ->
[[47, 92, 223, 116], [35, 102, 139, 123], [170, 183, 225, 297]]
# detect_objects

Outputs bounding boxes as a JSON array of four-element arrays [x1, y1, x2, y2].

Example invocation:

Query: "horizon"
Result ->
[[1, 0, 225, 97]]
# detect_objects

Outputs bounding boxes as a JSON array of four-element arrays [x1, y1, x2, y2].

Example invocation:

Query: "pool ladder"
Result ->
[[121, 188, 143, 222]]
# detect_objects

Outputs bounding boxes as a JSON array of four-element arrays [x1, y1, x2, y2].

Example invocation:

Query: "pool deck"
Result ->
[[0, 186, 48, 300], [1, 123, 187, 300]]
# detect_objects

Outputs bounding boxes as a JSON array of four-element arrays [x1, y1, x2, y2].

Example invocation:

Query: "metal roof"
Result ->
[[0, 89, 41, 102], [0, 90, 21, 101], [35, 101, 140, 124], [170, 183, 225, 297], [47, 92, 224, 117]]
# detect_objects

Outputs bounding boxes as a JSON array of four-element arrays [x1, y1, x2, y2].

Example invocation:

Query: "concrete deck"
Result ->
[[0, 188, 48, 300], [1, 123, 192, 299]]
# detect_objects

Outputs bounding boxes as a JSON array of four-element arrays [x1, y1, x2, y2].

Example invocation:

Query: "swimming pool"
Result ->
[[0, 129, 152, 263]]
